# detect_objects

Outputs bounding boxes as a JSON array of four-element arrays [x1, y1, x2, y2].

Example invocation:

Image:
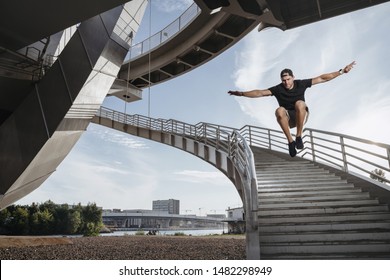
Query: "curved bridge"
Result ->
[[1, 0, 389, 208], [114, 0, 390, 96], [93, 107, 390, 259], [92, 107, 261, 258]]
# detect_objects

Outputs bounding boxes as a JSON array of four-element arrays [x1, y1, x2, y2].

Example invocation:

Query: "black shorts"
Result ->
[[286, 106, 309, 128]]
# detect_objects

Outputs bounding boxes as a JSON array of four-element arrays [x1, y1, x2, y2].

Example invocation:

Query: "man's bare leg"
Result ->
[[276, 107, 297, 157], [295, 100, 307, 149], [295, 100, 307, 137], [275, 107, 293, 143]]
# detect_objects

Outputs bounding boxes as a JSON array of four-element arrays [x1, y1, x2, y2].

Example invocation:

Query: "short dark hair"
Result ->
[[280, 69, 293, 78]]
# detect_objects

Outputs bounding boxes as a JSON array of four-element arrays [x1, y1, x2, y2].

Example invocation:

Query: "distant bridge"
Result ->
[[102, 210, 225, 230]]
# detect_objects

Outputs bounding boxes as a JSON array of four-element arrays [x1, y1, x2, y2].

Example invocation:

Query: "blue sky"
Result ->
[[18, 1, 390, 215]]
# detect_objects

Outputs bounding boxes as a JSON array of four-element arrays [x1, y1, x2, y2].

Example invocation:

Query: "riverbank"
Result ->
[[0, 235, 246, 260]]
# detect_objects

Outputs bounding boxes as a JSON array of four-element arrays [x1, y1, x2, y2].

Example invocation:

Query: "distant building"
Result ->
[[152, 199, 180, 214], [227, 207, 244, 220], [225, 207, 245, 234]]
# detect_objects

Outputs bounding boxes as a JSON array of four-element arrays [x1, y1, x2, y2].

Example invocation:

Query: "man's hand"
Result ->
[[228, 90, 242, 96], [343, 61, 356, 73]]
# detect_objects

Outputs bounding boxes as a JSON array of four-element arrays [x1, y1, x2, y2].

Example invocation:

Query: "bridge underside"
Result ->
[[0, 2, 147, 209], [120, 0, 390, 90]]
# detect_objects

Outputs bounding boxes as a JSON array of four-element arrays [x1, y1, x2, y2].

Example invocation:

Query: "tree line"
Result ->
[[0, 201, 103, 236]]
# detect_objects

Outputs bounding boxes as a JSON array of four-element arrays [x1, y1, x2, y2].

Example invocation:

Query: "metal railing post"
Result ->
[[309, 130, 316, 162], [340, 136, 348, 172], [249, 126, 252, 146], [203, 125, 207, 145], [216, 128, 220, 149], [268, 129, 271, 149], [387, 148, 390, 169]]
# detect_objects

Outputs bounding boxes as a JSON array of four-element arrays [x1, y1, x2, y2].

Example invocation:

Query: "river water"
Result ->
[[100, 228, 226, 237]]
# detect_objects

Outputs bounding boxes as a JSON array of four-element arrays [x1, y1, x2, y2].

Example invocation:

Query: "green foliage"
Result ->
[[30, 209, 54, 235], [0, 201, 102, 236], [67, 210, 82, 234], [135, 229, 145, 235], [80, 203, 103, 236], [370, 169, 387, 183], [6, 207, 30, 235]]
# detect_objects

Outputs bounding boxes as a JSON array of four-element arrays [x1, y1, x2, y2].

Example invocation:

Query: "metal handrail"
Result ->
[[95, 106, 260, 258], [126, 3, 201, 61], [198, 121, 390, 185], [97, 107, 242, 158], [302, 128, 390, 184], [236, 125, 390, 185]]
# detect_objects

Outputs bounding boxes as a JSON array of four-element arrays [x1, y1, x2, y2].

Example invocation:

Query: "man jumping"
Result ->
[[228, 61, 356, 157]]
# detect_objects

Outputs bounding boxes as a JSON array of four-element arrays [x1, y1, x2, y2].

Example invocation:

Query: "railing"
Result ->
[[127, 3, 201, 61], [97, 105, 390, 188], [236, 126, 390, 185], [180, 121, 390, 186], [300, 128, 390, 184], [95, 106, 390, 259], [96, 106, 260, 258], [96, 107, 233, 156]]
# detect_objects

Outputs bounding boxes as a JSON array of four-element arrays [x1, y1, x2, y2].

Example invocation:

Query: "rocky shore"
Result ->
[[0, 235, 246, 260]]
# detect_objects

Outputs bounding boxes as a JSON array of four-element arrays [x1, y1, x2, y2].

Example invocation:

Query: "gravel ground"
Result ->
[[0, 235, 246, 260]]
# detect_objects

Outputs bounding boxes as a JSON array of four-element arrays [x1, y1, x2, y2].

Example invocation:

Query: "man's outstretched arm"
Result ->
[[312, 61, 356, 85], [227, 89, 272, 98]]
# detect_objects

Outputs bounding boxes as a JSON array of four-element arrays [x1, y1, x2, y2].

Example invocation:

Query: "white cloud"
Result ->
[[173, 170, 228, 185], [233, 28, 301, 90], [332, 80, 390, 143], [232, 4, 390, 143], [88, 125, 149, 149], [153, 0, 193, 13], [17, 127, 160, 209]]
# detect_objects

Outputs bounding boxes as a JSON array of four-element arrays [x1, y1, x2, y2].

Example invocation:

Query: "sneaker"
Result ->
[[288, 141, 297, 157], [296, 136, 304, 149]]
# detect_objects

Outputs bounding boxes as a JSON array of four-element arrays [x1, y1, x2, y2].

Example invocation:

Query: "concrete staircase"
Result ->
[[252, 147, 390, 259]]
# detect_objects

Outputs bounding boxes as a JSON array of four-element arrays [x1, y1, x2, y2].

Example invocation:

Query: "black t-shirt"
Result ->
[[268, 79, 312, 110]]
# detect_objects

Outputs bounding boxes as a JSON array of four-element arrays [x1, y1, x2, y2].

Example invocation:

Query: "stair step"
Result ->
[[258, 181, 349, 188], [259, 222, 390, 233], [257, 173, 334, 179], [259, 243, 390, 255], [258, 188, 363, 197], [258, 184, 356, 193], [256, 162, 320, 166], [259, 213, 390, 224], [258, 205, 389, 216], [256, 166, 322, 172], [256, 177, 344, 184], [260, 231, 390, 243], [259, 193, 371, 203], [259, 199, 379, 209]]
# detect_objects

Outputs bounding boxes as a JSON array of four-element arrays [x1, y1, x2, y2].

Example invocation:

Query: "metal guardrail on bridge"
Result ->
[[97, 105, 390, 207], [95, 106, 390, 258], [238, 125, 390, 185], [95, 107, 260, 259], [203, 122, 390, 185], [127, 3, 201, 61]]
